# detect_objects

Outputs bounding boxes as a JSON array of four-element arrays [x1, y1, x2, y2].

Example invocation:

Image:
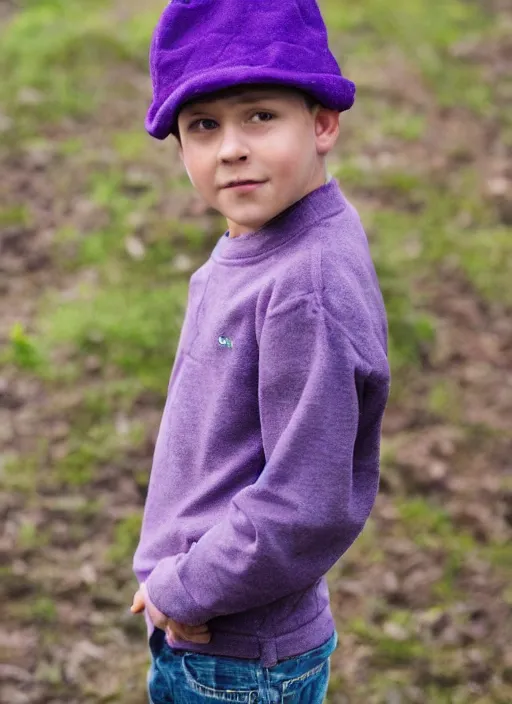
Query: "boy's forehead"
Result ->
[[180, 86, 296, 114]]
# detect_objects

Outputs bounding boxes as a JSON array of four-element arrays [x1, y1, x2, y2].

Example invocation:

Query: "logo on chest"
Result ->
[[218, 335, 233, 349]]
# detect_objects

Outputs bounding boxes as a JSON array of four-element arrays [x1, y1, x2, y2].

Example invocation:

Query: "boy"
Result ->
[[131, 1, 390, 702]]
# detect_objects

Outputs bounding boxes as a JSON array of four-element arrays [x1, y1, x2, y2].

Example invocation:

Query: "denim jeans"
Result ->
[[147, 628, 338, 703]]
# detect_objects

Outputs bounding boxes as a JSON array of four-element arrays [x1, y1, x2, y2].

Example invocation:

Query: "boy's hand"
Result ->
[[131, 582, 211, 644]]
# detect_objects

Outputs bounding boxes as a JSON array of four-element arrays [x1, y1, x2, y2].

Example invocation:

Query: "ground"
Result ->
[[0, 1, 511, 702]]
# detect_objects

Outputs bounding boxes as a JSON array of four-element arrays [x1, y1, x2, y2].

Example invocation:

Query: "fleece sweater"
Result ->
[[133, 176, 390, 667]]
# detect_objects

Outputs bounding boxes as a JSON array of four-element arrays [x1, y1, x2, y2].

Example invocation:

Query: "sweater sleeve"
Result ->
[[145, 294, 380, 624]]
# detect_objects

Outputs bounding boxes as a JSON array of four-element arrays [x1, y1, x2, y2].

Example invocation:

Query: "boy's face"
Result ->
[[176, 85, 340, 238]]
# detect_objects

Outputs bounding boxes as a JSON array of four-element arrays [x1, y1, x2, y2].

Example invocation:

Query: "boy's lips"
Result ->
[[222, 179, 268, 189]]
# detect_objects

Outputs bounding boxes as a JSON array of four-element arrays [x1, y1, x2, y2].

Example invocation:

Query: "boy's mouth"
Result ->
[[223, 179, 267, 189]]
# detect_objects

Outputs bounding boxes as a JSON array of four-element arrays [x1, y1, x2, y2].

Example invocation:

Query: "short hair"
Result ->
[[171, 86, 321, 145]]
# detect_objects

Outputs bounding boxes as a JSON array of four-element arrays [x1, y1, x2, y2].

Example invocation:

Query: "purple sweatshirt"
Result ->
[[133, 177, 390, 667]]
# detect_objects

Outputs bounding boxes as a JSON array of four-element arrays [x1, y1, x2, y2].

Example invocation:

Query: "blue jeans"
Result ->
[[147, 628, 338, 703]]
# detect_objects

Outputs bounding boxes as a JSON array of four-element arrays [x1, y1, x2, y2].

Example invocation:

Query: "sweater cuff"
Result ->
[[145, 554, 211, 625]]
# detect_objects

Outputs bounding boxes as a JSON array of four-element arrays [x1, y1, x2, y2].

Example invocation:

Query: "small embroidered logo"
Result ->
[[218, 335, 233, 349]]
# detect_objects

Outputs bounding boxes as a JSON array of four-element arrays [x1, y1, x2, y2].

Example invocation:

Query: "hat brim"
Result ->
[[146, 66, 356, 140]]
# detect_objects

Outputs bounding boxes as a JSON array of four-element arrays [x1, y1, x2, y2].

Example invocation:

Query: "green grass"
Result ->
[[349, 612, 429, 665], [377, 107, 427, 142], [112, 130, 154, 162], [0, 0, 158, 141], [8, 594, 58, 626], [17, 518, 51, 550], [397, 497, 471, 550], [1, 441, 50, 494], [394, 496, 512, 604], [38, 280, 188, 391], [6, 322, 47, 372], [107, 513, 143, 565], [427, 380, 464, 423], [0, 204, 33, 228], [458, 226, 512, 305], [1, 414, 145, 490], [323, 0, 494, 115], [53, 419, 144, 487]]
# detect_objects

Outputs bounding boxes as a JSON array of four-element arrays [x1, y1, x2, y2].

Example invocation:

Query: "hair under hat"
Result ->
[[146, 0, 356, 141]]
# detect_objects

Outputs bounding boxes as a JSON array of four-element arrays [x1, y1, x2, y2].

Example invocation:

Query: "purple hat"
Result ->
[[146, 0, 356, 140]]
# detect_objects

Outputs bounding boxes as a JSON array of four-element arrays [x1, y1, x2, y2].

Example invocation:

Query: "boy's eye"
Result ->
[[189, 111, 275, 132]]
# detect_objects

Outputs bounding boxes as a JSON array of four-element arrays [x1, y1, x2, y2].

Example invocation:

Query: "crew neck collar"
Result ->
[[212, 177, 347, 262]]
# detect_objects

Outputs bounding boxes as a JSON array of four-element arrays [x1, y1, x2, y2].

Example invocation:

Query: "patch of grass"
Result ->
[[503, 584, 512, 607], [10, 595, 58, 625], [379, 108, 427, 142], [112, 130, 153, 162], [349, 613, 428, 665], [427, 379, 464, 423], [374, 636, 427, 664], [377, 169, 426, 198], [53, 225, 81, 247], [78, 229, 125, 268], [178, 221, 212, 253], [39, 279, 188, 391], [117, 9, 161, 64], [0, 0, 158, 139], [0, 204, 32, 227], [331, 182, 438, 373], [335, 159, 370, 190], [458, 226, 512, 305], [324, 0, 494, 114], [53, 428, 110, 486], [1, 387, 147, 498], [55, 167, 191, 278], [374, 256, 436, 374], [430, 551, 467, 602], [1, 440, 50, 494], [397, 497, 463, 547], [54, 418, 145, 487], [57, 136, 85, 156], [34, 660, 63, 686], [31, 596, 58, 624], [345, 163, 510, 376], [107, 512, 143, 565], [395, 496, 505, 603], [17, 518, 51, 550], [6, 322, 47, 372], [482, 540, 512, 571], [0, 1, 111, 132], [79, 384, 127, 426], [336, 159, 428, 203], [80, 167, 158, 258]]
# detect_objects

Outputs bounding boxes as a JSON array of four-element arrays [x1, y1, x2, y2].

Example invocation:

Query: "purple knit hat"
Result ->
[[146, 0, 356, 140]]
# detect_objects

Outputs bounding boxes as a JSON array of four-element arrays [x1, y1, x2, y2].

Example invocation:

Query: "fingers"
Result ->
[[130, 589, 145, 614], [178, 622, 211, 640], [173, 631, 212, 644], [166, 623, 212, 644], [188, 632, 212, 643], [184, 624, 210, 634]]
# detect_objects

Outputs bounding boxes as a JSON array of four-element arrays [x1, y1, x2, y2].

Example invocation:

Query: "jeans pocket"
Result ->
[[181, 652, 257, 702], [281, 657, 330, 703]]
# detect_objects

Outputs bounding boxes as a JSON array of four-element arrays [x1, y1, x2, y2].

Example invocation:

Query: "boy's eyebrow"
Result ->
[[183, 93, 282, 116]]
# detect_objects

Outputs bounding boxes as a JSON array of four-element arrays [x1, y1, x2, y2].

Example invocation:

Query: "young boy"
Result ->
[[131, 1, 390, 702]]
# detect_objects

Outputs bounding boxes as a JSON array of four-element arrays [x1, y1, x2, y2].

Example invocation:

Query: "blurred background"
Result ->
[[0, 1, 511, 702]]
